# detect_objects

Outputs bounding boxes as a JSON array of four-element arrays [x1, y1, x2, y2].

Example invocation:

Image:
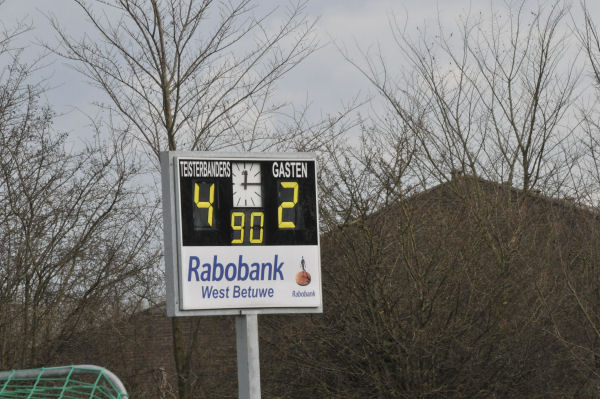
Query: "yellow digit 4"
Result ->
[[231, 212, 245, 244], [278, 181, 298, 229], [194, 182, 214, 226]]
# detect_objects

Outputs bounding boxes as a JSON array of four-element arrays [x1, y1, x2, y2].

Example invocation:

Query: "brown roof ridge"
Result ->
[[360, 173, 599, 223]]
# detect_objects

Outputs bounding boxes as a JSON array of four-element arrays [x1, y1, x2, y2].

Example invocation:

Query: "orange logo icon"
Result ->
[[295, 257, 311, 286]]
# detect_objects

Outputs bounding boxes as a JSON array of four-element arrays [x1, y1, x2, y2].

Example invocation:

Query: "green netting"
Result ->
[[0, 365, 128, 398]]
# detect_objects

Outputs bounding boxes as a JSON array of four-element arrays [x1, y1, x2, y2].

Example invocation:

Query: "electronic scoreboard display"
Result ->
[[161, 152, 322, 316], [179, 158, 318, 247]]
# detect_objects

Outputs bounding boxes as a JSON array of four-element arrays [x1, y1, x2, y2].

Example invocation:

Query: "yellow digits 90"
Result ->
[[231, 211, 264, 244]]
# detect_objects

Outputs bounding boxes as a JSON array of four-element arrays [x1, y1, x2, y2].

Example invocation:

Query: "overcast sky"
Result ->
[[2, 0, 598, 137]]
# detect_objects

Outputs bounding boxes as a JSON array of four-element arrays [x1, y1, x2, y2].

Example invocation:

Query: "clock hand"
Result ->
[[242, 170, 248, 190]]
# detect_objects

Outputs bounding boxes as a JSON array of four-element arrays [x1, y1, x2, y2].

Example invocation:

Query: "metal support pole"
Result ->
[[236, 314, 261, 399]]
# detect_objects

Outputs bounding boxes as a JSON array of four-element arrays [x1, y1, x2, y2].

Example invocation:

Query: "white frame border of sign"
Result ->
[[161, 151, 323, 317]]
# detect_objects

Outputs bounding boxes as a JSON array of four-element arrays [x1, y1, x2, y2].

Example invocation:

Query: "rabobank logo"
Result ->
[[295, 257, 311, 286], [187, 254, 284, 282]]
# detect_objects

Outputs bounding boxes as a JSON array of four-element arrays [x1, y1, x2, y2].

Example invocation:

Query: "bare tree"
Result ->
[[577, 2, 600, 199], [343, 0, 580, 195], [258, 1, 600, 397], [533, 2, 600, 388], [49, 1, 321, 397], [0, 9, 161, 370], [49, 0, 319, 159]]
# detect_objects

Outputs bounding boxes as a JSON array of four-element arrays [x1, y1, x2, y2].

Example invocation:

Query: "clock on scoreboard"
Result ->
[[161, 152, 322, 316]]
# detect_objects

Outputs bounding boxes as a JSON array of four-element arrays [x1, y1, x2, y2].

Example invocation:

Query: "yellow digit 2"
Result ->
[[250, 212, 264, 243], [231, 211, 245, 244], [194, 182, 214, 226], [278, 181, 298, 229]]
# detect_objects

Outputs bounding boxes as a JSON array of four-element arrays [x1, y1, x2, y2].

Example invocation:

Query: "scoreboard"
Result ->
[[161, 152, 322, 316]]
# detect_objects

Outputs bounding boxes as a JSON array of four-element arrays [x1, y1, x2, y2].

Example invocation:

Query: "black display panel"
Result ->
[[178, 159, 318, 246]]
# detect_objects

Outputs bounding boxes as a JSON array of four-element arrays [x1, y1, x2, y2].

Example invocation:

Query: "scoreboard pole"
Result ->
[[236, 314, 261, 399]]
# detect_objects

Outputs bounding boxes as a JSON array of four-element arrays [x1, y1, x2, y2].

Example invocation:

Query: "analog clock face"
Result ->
[[231, 162, 262, 207]]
